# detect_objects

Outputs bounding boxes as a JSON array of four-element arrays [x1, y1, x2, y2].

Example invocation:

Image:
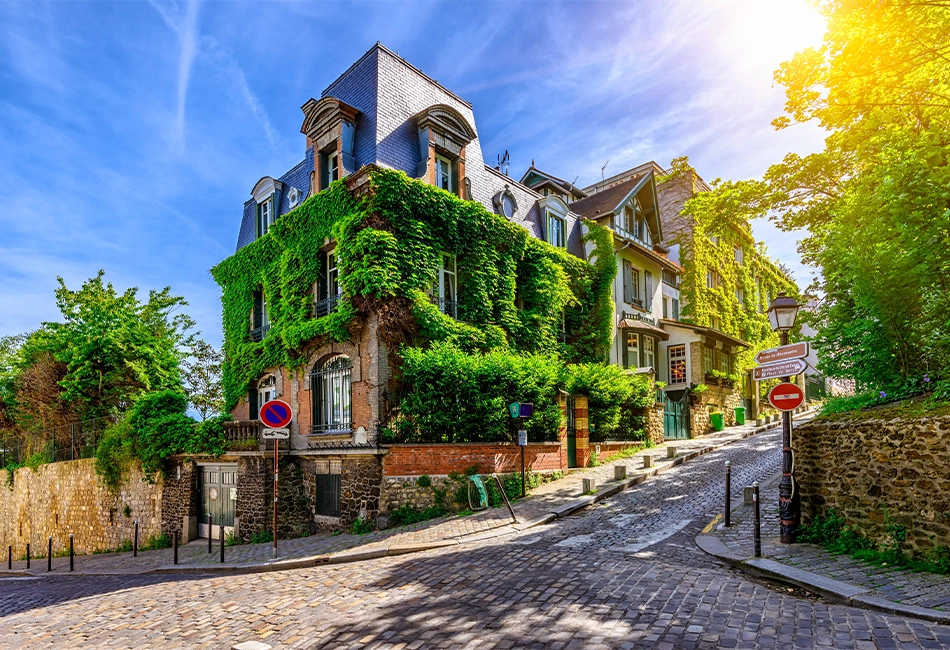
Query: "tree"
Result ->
[[182, 339, 224, 420]]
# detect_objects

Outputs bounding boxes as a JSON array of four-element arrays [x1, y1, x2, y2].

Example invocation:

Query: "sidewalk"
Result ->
[[0, 411, 808, 578], [697, 467, 950, 625]]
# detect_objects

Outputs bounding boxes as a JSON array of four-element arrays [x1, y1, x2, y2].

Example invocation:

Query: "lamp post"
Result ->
[[767, 292, 801, 544]]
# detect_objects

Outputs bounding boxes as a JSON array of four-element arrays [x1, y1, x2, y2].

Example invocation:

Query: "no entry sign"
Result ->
[[259, 399, 293, 428], [768, 383, 805, 412]]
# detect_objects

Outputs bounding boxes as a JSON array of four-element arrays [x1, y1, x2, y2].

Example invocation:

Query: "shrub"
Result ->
[[416, 474, 431, 488], [563, 364, 653, 442], [351, 517, 375, 535]]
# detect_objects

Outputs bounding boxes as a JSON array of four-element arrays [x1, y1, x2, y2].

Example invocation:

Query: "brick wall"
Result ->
[[795, 413, 950, 555], [382, 442, 565, 477]]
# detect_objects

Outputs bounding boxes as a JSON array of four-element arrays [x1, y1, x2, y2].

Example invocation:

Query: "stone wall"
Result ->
[[161, 459, 198, 541], [234, 456, 271, 541], [339, 456, 382, 525], [796, 413, 950, 555], [0, 459, 162, 557]]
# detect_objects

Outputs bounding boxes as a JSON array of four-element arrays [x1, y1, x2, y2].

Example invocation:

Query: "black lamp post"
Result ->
[[767, 292, 801, 544]]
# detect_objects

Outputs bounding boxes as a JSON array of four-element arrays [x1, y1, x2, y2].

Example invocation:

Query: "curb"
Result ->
[[4, 416, 811, 578]]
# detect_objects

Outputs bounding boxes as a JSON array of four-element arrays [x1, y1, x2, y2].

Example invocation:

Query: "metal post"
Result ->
[[520, 444, 526, 498], [753, 481, 761, 557], [208, 514, 213, 554], [778, 330, 799, 544], [219, 524, 225, 564], [133, 520, 138, 557], [173, 530, 178, 565], [491, 473, 518, 524], [26, 543, 30, 570], [70, 423, 75, 461], [7, 545, 11, 570], [273, 437, 278, 559], [724, 461, 732, 527], [47, 537, 52, 572], [69, 534, 74, 572]]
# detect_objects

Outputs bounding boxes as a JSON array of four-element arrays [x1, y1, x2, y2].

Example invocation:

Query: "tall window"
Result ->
[[669, 345, 687, 385], [672, 297, 680, 321], [624, 330, 639, 368], [433, 253, 457, 317], [251, 290, 269, 341], [315, 251, 341, 317], [257, 375, 276, 418], [643, 336, 656, 369], [704, 347, 715, 374], [547, 211, 566, 248], [734, 245, 744, 265], [311, 356, 352, 434], [736, 287, 744, 304], [663, 297, 669, 319], [321, 151, 340, 190], [435, 154, 453, 192], [257, 199, 274, 237], [644, 271, 653, 312]]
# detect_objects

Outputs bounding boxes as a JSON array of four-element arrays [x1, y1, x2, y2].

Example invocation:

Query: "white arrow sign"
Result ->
[[261, 427, 290, 440], [753, 359, 808, 381]]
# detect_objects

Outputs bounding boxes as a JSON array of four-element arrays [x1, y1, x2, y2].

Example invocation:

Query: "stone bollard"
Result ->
[[643, 455, 654, 469], [582, 478, 596, 494], [667, 446, 677, 459], [755, 418, 764, 427], [744, 486, 754, 505], [614, 465, 627, 480]]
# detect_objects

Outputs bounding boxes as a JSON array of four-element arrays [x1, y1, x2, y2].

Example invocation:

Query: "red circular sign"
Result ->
[[260, 399, 293, 428], [768, 382, 805, 412]]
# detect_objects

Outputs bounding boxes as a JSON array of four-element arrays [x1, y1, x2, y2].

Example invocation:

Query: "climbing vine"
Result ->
[[212, 168, 617, 409]]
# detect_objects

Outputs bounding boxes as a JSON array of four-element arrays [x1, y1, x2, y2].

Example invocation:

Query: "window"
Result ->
[[644, 271, 653, 312], [502, 194, 515, 219], [709, 233, 720, 246], [719, 350, 734, 374], [623, 261, 641, 307], [663, 297, 669, 319], [433, 253, 457, 317], [672, 297, 680, 321], [546, 211, 566, 248], [310, 356, 352, 434], [314, 251, 341, 317], [736, 287, 744, 304], [704, 347, 715, 374], [435, 154, 453, 192], [257, 199, 274, 237], [661, 269, 679, 287], [669, 345, 687, 385], [643, 336, 656, 369], [624, 330, 639, 368], [706, 268, 715, 289], [288, 187, 302, 210], [257, 375, 276, 418], [711, 316, 722, 330], [251, 290, 269, 341], [734, 245, 744, 265], [313, 469, 341, 517], [320, 151, 340, 190]]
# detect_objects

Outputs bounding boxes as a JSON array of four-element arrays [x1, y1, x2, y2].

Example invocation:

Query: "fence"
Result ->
[[0, 416, 114, 467]]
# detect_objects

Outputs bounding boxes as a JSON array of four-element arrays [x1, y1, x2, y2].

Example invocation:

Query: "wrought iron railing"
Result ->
[[249, 324, 270, 342], [622, 311, 656, 326], [313, 295, 341, 318], [0, 415, 116, 466], [430, 296, 458, 318]]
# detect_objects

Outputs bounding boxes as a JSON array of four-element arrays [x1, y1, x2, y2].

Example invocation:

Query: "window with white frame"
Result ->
[[672, 297, 680, 321], [736, 287, 744, 304], [433, 253, 457, 317], [706, 268, 715, 289], [251, 290, 270, 341], [315, 251, 341, 317], [256, 375, 276, 419], [321, 151, 340, 190], [643, 336, 656, 369], [734, 245, 744, 265], [257, 198, 274, 237], [546, 211, 566, 248], [704, 347, 715, 374], [669, 345, 687, 385], [624, 330, 639, 368], [435, 154, 453, 192]]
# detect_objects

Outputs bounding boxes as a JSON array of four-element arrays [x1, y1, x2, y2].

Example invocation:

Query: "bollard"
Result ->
[[743, 486, 754, 505], [667, 446, 677, 459], [643, 455, 653, 469], [69, 534, 74, 572], [7, 545, 11, 570], [219, 525, 225, 564], [133, 520, 139, 557], [26, 543, 30, 570], [582, 477, 596, 494], [47, 537, 52, 572], [208, 514, 213, 554], [614, 464, 627, 480], [724, 462, 732, 528], [173, 530, 179, 566], [753, 481, 761, 558]]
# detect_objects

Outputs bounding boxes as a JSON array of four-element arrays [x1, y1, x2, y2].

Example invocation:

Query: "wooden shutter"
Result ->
[[645, 271, 653, 311], [249, 387, 259, 421], [623, 260, 633, 303]]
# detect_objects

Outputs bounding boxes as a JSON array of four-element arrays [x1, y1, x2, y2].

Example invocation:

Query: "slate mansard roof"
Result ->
[[236, 148, 313, 251]]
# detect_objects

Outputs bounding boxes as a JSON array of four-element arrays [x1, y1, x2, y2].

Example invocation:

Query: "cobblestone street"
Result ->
[[2, 427, 949, 649]]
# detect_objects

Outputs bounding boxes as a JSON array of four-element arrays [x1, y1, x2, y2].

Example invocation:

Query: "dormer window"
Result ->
[[435, 154, 454, 193], [258, 199, 273, 237], [412, 104, 476, 198], [546, 211, 566, 248], [251, 176, 283, 239], [300, 96, 360, 193], [320, 150, 340, 190]]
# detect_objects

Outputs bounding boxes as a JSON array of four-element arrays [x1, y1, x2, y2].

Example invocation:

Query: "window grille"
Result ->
[[310, 356, 352, 435]]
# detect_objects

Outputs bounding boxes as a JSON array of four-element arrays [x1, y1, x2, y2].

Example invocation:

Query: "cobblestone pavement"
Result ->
[[716, 472, 950, 611], [3, 425, 950, 649]]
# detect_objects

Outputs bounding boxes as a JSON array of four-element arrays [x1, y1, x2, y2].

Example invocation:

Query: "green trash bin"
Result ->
[[710, 411, 725, 431], [734, 406, 746, 425]]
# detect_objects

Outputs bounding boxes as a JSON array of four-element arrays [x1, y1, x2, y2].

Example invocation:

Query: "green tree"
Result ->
[[182, 339, 224, 420]]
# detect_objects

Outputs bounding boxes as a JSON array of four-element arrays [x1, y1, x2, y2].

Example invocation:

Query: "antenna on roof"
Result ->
[[600, 160, 610, 192], [497, 150, 510, 176], [571, 175, 579, 187]]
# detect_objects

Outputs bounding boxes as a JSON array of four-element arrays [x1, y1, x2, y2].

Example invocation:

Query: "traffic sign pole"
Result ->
[[259, 399, 292, 559], [777, 332, 799, 544]]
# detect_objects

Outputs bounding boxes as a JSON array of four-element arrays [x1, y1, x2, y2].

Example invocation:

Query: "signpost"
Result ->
[[768, 382, 805, 412], [259, 399, 293, 559], [754, 342, 809, 366], [753, 359, 807, 381], [509, 402, 533, 497]]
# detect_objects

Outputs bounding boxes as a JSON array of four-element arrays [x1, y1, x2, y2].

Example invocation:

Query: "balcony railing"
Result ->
[[310, 421, 353, 436], [313, 294, 341, 318], [222, 420, 263, 450], [430, 296, 458, 319], [613, 224, 651, 250], [249, 324, 270, 342], [622, 310, 656, 326]]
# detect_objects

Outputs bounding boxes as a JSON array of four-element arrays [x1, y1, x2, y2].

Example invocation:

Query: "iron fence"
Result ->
[[1, 416, 115, 467]]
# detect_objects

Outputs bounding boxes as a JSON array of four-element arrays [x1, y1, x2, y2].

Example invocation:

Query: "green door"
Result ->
[[567, 397, 577, 468], [660, 390, 690, 440], [198, 464, 237, 539]]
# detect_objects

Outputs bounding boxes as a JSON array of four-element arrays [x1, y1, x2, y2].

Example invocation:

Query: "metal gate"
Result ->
[[198, 464, 237, 539], [659, 389, 690, 440]]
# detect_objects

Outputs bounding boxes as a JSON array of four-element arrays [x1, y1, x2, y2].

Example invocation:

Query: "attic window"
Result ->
[[288, 187, 302, 209], [492, 187, 518, 219]]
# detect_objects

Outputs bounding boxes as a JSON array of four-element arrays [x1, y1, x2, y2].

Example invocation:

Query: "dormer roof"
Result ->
[[520, 165, 588, 200]]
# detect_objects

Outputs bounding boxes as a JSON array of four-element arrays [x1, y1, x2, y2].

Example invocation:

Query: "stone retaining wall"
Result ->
[[796, 413, 950, 555], [0, 459, 162, 557]]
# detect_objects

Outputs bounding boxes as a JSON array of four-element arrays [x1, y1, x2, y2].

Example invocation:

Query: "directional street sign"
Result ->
[[768, 382, 805, 411], [262, 428, 290, 440], [259, 399, 293, 428], [755, 342, 810, 366], [753, 359, 808, 381]]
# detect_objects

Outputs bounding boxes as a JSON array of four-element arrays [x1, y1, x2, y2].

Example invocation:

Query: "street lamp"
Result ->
[[767, 292, 801, 544]]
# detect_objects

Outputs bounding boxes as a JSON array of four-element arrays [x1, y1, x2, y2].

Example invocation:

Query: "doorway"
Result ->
[[198, 464, 237, 539]]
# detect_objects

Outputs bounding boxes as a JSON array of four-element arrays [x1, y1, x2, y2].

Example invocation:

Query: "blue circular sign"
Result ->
[[260, 399, 292, 428]]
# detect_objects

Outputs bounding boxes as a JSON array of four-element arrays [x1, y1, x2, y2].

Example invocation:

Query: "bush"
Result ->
[[416, 474, 431, 488], [564, 364, 652, 441], [351, 517, 375, 535]]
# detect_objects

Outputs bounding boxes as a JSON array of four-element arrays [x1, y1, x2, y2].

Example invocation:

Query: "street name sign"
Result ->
[[259, 399, 292, 429], [755, 342, 809, 366], [262, 428, 290, 440], [753, 359, 807, 381], [768, 383, 805, 411]]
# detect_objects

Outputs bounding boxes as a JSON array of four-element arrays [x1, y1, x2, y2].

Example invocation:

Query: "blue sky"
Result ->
[[0, 0, 827, 346]]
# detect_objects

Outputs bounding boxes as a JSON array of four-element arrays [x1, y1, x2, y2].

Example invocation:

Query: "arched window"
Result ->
[[249, 374, 276, 420], [310, 356, 352, 434]]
